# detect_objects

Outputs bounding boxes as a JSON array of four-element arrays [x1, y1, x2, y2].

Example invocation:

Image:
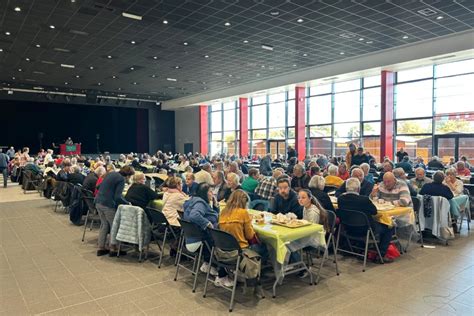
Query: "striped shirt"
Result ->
[[377, 179, 412, 206]]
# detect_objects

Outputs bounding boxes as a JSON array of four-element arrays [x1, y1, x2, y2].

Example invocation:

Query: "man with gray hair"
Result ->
[[427, 156, 444, 170], [195, 163, 214, 185], [335, 167, 374, 197], [393, 168, 417, 197], [410, 167, 432, 193], [337, 177, 395, 263]]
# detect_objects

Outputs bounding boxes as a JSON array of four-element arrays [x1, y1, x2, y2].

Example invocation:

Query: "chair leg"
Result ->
[[362, 231, 370, 272], [174, 239, 184, 281], [82, 212, 89, 242], [117, 242, 121, 257], [158, 228, 168, 268], [370, 230, 384, 265], [335, 226, 341, 258], [331, 234, 340, 276], [203, 247, 214, 298], [192, 246, 204, 293], [175, 234, 183, 266], [229, 256, 241, 312]]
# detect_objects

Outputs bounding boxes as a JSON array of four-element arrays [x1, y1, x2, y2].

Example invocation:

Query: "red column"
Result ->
[[239, 97, 249, 157], [199, 105, 208, 155], [295, 86, 306, 161], [381, 70, 395, 162]]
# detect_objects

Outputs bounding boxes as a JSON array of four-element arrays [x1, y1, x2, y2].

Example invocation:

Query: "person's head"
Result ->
[[309, 175, 325, 191], [133, 172, 146, 184], [431, 156, 439, 162], [417, 156, 424, 163], [229, 161, 239, 173], [383, 162, 393, 172], [293, 164, 304, 177], [298, 189, 315, 208], [402, 156, 409, 162], [184, 166, 193, 173], [449, 157, 455, 163], [72, 165, 82, 174], [432, 171, 445, 184], [382, 172, 396, 190], [350, 168, 364, 182], [212, 170, 225, 185], [195, 182, 212, 203], [119, 166, 135, 180], [185, 173, 195, 186], [346, 177, 360, 193], [360, 163, 370, 175], [456, 161, 465, 170], [415, 167, 425, 180], [23, 147, 29, 153], [223, 190, 249, 213], [248, 168, 259, 179], [328, 164, 338, 176], [226, 172, 240, 189], [357, 147, 364, 155], [106, 164, 116, 173], [445, 168, 457, 182], [95, 166, 106, 178], [310, 166, 320, 176], [349, 143, 356, 153], [214, 161, 224, 171], [272, 168, 283, 179], [338, 164, 347, 174], [277, 177, 291, 199], [63, 161, 72, 172], [393, 168, 407, 180], [202, 163, 212, 173], [399, 147, 404, 152], [167, 176, 183, 189], [461, 156, 467, 162]]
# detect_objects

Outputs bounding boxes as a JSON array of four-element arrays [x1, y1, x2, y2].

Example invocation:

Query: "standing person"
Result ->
[[287, 146, 297, 161], [0, 149, 9, 188], [396, 147, 408, 163], [345, 143, 356, 168], [19, 147, 30, 167], [6, 147, 15, 160], [351, 147, 369, 166], [95, 166, 135, 256]]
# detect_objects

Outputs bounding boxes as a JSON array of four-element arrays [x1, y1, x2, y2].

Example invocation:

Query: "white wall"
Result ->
[[175, 107, 200, 153]]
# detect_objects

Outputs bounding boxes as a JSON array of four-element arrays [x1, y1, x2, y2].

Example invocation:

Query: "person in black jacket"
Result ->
[[68, 166, 85, 185], [125, 173, 160, 211], [271, 177, 303, 219], [337, 178, 394, 263], [83, 166, 105, 193], [335, 168, 374, 197], [308, 175, 335, 212], [419, 171, 453, 201]]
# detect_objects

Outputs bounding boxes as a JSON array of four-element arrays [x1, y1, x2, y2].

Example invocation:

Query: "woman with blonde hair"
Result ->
[[162, 176, 188, 227]]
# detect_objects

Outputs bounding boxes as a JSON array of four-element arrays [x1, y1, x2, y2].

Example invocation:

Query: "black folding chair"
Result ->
[[81, 189, 100, 242], [458, 188, 471, 232], [145, 207, 178, 268], [22, 170, 43, 194], [406, 196, 424, 249], [305, 210, 340, 284], [174, 218, 209, 293], [335, 210, 384, 272], [202, 228, 242, 313]]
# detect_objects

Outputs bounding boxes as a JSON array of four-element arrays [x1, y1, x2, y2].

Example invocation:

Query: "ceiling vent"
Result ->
[[339, 32, 357, 39], [417, 8, 437, 16]]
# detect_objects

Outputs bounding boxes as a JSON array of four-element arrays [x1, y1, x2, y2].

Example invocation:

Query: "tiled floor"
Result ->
[[0, 183, 473, 315]]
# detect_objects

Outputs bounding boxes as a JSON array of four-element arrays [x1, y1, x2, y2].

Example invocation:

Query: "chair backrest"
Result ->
[[412, 196, 421, 214], [337, 209, 371, 229], [324, 185, 337, 193], [208, 228, 241, 252], [248, 199, 269, 211], [81, 188, 96, 210], [326, 210, 337, 233], [178, 218, 207, 240], [145, 207, 169, 226]]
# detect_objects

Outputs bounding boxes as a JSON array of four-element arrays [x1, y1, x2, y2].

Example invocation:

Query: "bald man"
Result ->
[[371, 172, 412, 207], [335, 167, 374, 197]]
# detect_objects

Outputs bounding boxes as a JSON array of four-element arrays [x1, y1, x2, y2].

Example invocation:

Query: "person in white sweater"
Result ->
[[162, 176, 189, 227], [195, 163, 214, 186], [297, 189, 329, 232]]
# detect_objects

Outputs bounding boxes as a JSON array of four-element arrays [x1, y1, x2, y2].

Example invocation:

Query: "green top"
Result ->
[[241, 177, 259, 193]]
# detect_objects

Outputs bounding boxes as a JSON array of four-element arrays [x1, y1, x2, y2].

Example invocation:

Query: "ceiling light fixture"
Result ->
[[49, 25, 55, 29], [167, 78, 177, 82], [261, 44, 274, 51], [5, 31, 11, 36], [243, 40, 248, 43], [163, 19, 168, 24], [14, 7, 21, 12], [25, 58, 30, 61], [35, 44, 41, 48], [132, 82, 137, 85], [151, 74, 156, 78], [436, 16, 443, 20], [224, 22, 231, 26], [0, 49, 3, 52], [339, 52, 345, 55], [97, 82, 102, 86], [358, 38, 364, 41], [112, 75, 117, 79], [75, 75, 80, 78], [204, 55, 209, 58], [130, 40, 136, 44], [18, 68, 22, 72], [402, 35, 409, 39], [366, 41, 373, 44], [293, 64, 297, 67], [183, 42, 188, 46], [64, 82, 69, 85], [297, 18, 304, 23], [130, 67, 134, 70], [107, 55, 112, 59], [270, 11, 279, 16], [60, 64, 75, 68], [303, 53, 308, 57], [89, 66, 94, 70], [175, 66, 180, 69], [152, 56, 158, 60], [122, 12, 143, 20]]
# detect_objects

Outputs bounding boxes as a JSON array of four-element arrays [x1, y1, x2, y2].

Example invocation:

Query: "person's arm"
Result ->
[[454, 181, 463, 196], [188, 202, 212, 230], [114, 178, 128, 205], [397, 183, 411, 206], [444, 187, 454, 200], [147, 185, 160, 201], [366, 199, 378, 215], [242, 211, 256, 240]]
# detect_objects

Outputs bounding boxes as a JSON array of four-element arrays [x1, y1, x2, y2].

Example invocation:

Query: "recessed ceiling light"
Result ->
[[167, 78, 177, 82], [163, 19, 168, 24], [243, 40, 248, 43], [49, 25, 55, 29], [183, 42, 188, 46], [12, 77, 15, 80], [112, 75, 117, 79], [402, 35, 409, 39], [5, 31, 11, 36], [107, 55, 112, 59], [122, 12, 142, 20], [204, 55, 209, 58], [270, 11, 279, 16], [152, 56, 158, 60], [0, 49, 3, 52], [175, 65, 180, 69], [293, 64, 297, 67], [256, 73, 260, 77], [224, 22, 231, 26], [89, 66, 94, 70], [261, 44, 274, 51], [366, 41, 373, 44], [35, 44, 41, 48], [436, 16, 443, 20], [25, 57, 30, 61], [14, 7, 21, 12], [358, 38, 364, 41], [64, 82, 69, 85], [61, 64, 75, 68], [339, 52, 345, 55], [132, 82, 137, 85], [297, 18, 304, 23], [151, 74, 156, 78], [97, 82, 102, 86], [130, 67, 134, 70], [228, 74, 233, 77], [130, 40, 136, 44], [18, 69, 22, 72], [75, 75, 80, 78], [303, 53, 308, 57]]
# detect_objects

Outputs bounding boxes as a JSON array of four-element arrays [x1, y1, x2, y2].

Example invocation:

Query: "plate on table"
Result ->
[[271, 219, 311, 228], [375, 204, 395, 211]]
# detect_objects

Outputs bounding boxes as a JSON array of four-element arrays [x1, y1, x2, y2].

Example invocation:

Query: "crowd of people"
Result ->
[[0, 144, 472, 288]]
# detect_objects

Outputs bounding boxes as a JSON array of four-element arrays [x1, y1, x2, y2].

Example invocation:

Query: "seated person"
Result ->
[[360, 163, 374, 184], [371, 172, 412, 207], [24, 158, 42, 176], [351, 147, 369, 166], [409, 167, 432, 193], [427, 156, 444, 170], [419, 171, 453, 201], [307, 166, 321, 178], [392, 168, 417, 197], [223, 172, 242, 201], [337, 164, 349, 181], [271, 177, 303, 219], [377, 161, 394, 183], [291, 164, 311, 192], [211, 170, 228, 202], [443, 168, 464, 197], [124, 172, 160, 211], [455, 161, 471, 177], [413, 156, 426, 170], [308, 175, 335, 212], [68, 165, 85, 185], [194, 163, 214, 185], [83, 166, 105, 193], [396, 156, 413, 174], [254, 168, 283, 200], [324, 165, 344, 188], [182, 173, 199, 196], [56, 161, 72, 181], [337, 178, 394, 263], [298, 189, 329, 230], [335, 167, 374, 197], [241, 168, 260, 194], [162, 176, 188, 227], [43, 161, 58, 177]]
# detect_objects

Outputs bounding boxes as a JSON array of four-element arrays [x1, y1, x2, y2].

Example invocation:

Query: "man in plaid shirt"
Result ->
[[254, 168, 284, 200]]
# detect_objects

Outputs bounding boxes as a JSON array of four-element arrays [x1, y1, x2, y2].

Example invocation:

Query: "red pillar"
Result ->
[[199, 105, 208, 155], [381, 70, 395, 162], [295, 86, 306, 161], [239, 98, 249, 157]]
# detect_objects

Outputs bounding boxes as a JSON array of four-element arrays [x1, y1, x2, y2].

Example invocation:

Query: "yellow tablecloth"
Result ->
[[150, 199, 164, 211], [248, 210, 325, 264], [141, 164, 155, 172]]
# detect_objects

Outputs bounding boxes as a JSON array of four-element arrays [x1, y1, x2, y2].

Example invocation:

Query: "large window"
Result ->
[[208, 101, 238, 156]]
